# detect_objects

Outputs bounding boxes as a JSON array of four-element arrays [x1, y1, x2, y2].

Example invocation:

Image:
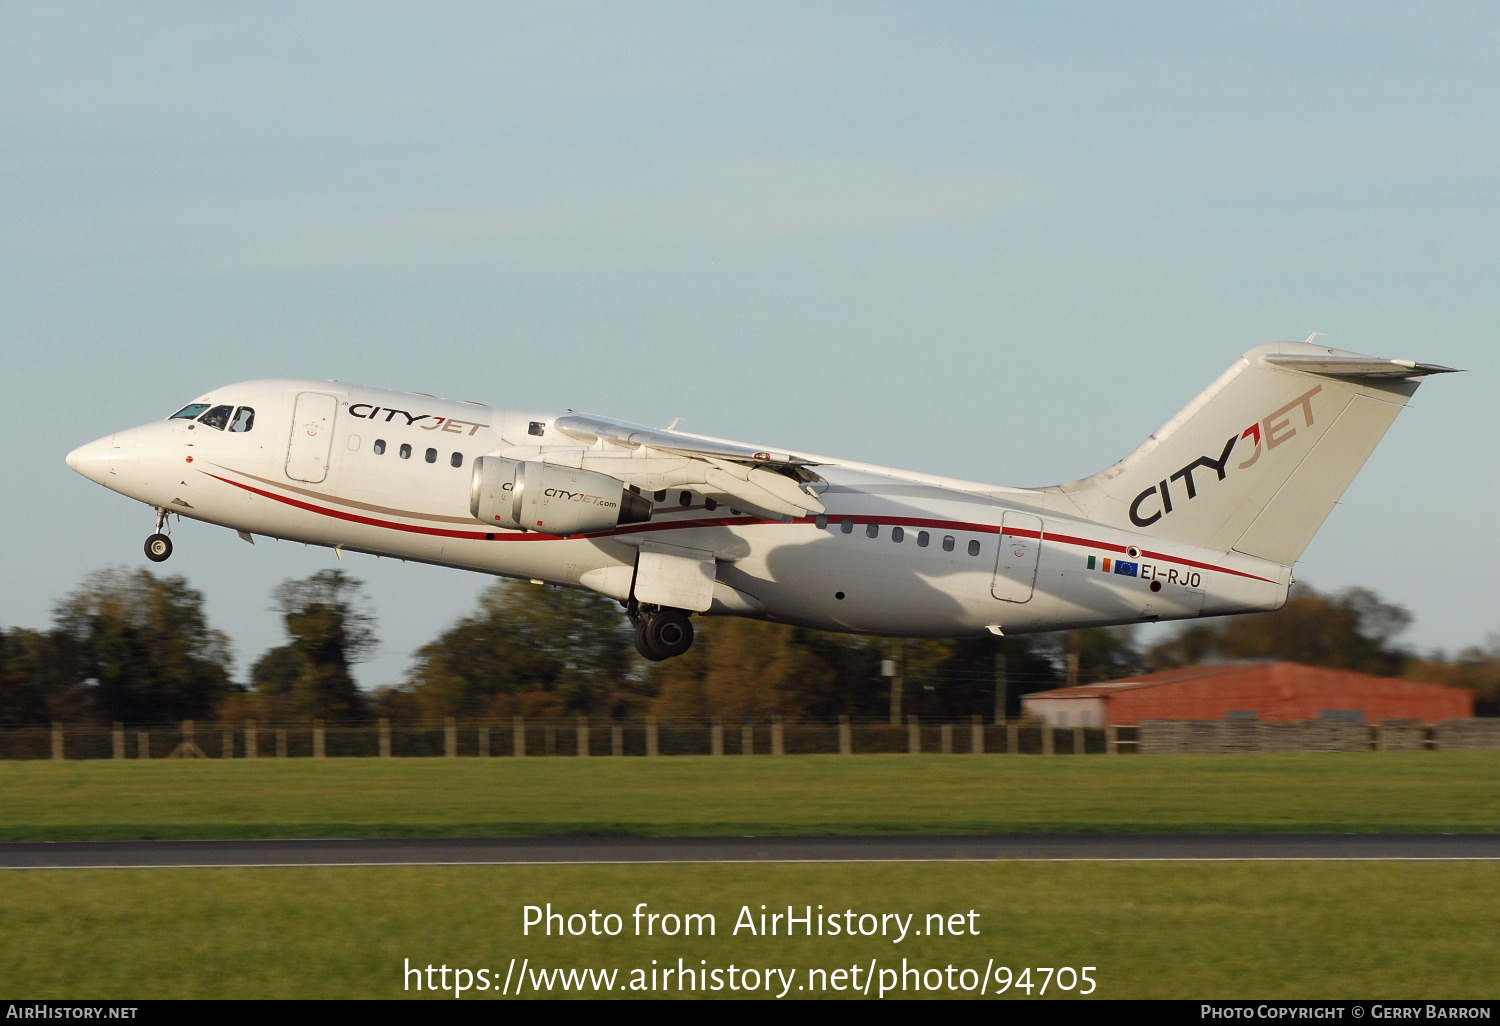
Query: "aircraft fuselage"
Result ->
[[67, 376, 1291, 645]]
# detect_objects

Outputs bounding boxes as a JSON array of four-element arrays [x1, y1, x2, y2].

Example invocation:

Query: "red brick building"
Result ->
[[1022, 661, 1474, 727]]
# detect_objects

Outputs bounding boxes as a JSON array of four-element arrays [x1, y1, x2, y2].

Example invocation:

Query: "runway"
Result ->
[[3, 833, 1498, 868]]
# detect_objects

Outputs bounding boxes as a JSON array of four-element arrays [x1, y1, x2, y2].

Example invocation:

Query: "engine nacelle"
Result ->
[[470, 456, 652, 535]]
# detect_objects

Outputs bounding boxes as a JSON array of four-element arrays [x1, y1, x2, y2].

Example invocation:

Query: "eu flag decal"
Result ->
[[1113, 561, 1140, 577]]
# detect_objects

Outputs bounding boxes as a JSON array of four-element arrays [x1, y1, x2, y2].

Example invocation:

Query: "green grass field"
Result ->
[[4, 862, 1496, 999], [1, 751, 1497, 840], [4, 753, 1498, 999]]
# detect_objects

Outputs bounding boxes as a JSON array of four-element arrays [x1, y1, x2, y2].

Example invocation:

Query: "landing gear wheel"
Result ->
[[650, 610, 693, 658], [635, 609, 694, 661], [144, 533, 173, 562], [634, 625, 664, 661]]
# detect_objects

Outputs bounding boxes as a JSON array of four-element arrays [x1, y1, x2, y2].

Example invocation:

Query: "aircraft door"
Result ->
[[286, 392, 338, 483], [991, 511, 1043, 602]]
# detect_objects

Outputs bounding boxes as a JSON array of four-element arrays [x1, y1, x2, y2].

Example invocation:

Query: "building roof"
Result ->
[[1026, 661, 1460, 701]]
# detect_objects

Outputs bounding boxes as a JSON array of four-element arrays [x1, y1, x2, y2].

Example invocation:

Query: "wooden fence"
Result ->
[[2, 716, 1496, 759]]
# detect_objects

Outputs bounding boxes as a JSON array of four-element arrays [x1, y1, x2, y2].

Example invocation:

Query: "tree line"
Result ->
[[1, 567, 1495, 726]]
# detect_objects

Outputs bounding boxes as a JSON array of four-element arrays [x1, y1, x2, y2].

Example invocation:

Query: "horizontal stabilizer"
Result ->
[[1262, 354, 1461, 379]]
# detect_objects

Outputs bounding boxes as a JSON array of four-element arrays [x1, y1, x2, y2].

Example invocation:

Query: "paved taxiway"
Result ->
[[3, 834, 1497, 868]]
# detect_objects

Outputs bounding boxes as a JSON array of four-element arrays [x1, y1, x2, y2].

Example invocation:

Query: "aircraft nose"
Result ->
[[65, 435, 117, 484]]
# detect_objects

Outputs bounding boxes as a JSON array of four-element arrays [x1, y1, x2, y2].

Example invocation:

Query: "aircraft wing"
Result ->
[[554, 414, 820, 467], [549, 414, 826, 521]]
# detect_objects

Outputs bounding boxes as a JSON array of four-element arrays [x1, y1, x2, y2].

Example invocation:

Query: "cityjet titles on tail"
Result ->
[[1128, 385, 1320, 528], [65, 339, 1456, 662]]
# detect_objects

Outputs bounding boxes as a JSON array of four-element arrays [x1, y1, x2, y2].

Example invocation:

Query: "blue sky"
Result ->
[[4, 2, 1495, 690]]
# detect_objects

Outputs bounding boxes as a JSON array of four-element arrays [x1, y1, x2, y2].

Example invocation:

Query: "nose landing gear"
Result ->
[[144, 507, 173, 563], [629, 603, 695, 661]]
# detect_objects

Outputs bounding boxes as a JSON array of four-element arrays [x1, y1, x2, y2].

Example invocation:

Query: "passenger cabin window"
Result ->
[[891, 526, 904, 543], [425, 448, 437, 464], [198, 405, 233, 430], [968, 540, 981, 556], [840, 518, 854, 534], [917, 531, 930, 547], [170, 404, 210, 421], [942, 536, 955, 552], [450, 452, 463, 468], [866, 523, 879, 539], [399, 443, 412, 459], [704, 498, 718, 512], [229, 407, 255, 432], [373, 439, 386, 455], [815, 515, 828, 530]]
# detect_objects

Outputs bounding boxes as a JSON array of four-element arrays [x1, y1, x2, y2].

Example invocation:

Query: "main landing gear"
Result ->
[[144, 507, 173, 563], [629, 602, 694, 661]]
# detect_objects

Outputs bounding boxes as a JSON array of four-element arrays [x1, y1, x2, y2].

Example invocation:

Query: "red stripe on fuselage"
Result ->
[[1028, 529, 1276, 583], [201, 471, 1275, 583], [204, 472, 504, 539]]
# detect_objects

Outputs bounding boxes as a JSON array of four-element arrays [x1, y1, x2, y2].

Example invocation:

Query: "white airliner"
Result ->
[[66, 340, 1454, 660]]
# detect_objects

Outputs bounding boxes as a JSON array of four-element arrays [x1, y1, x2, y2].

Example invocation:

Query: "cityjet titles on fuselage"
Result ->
[[1129, 384, 1321, 528], [347, 403, 487, 435]]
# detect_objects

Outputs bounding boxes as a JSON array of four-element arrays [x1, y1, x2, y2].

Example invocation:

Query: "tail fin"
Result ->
[[1044, 340, 1458, 565]]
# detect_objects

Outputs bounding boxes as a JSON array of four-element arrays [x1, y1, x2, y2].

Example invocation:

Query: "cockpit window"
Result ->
[[170, 404, 211, 421], [198, 405, 233, 430], [229, 407, 255, 432]]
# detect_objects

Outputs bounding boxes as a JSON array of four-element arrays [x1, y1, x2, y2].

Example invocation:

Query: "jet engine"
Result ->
[[470, 456, 652, 535]]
